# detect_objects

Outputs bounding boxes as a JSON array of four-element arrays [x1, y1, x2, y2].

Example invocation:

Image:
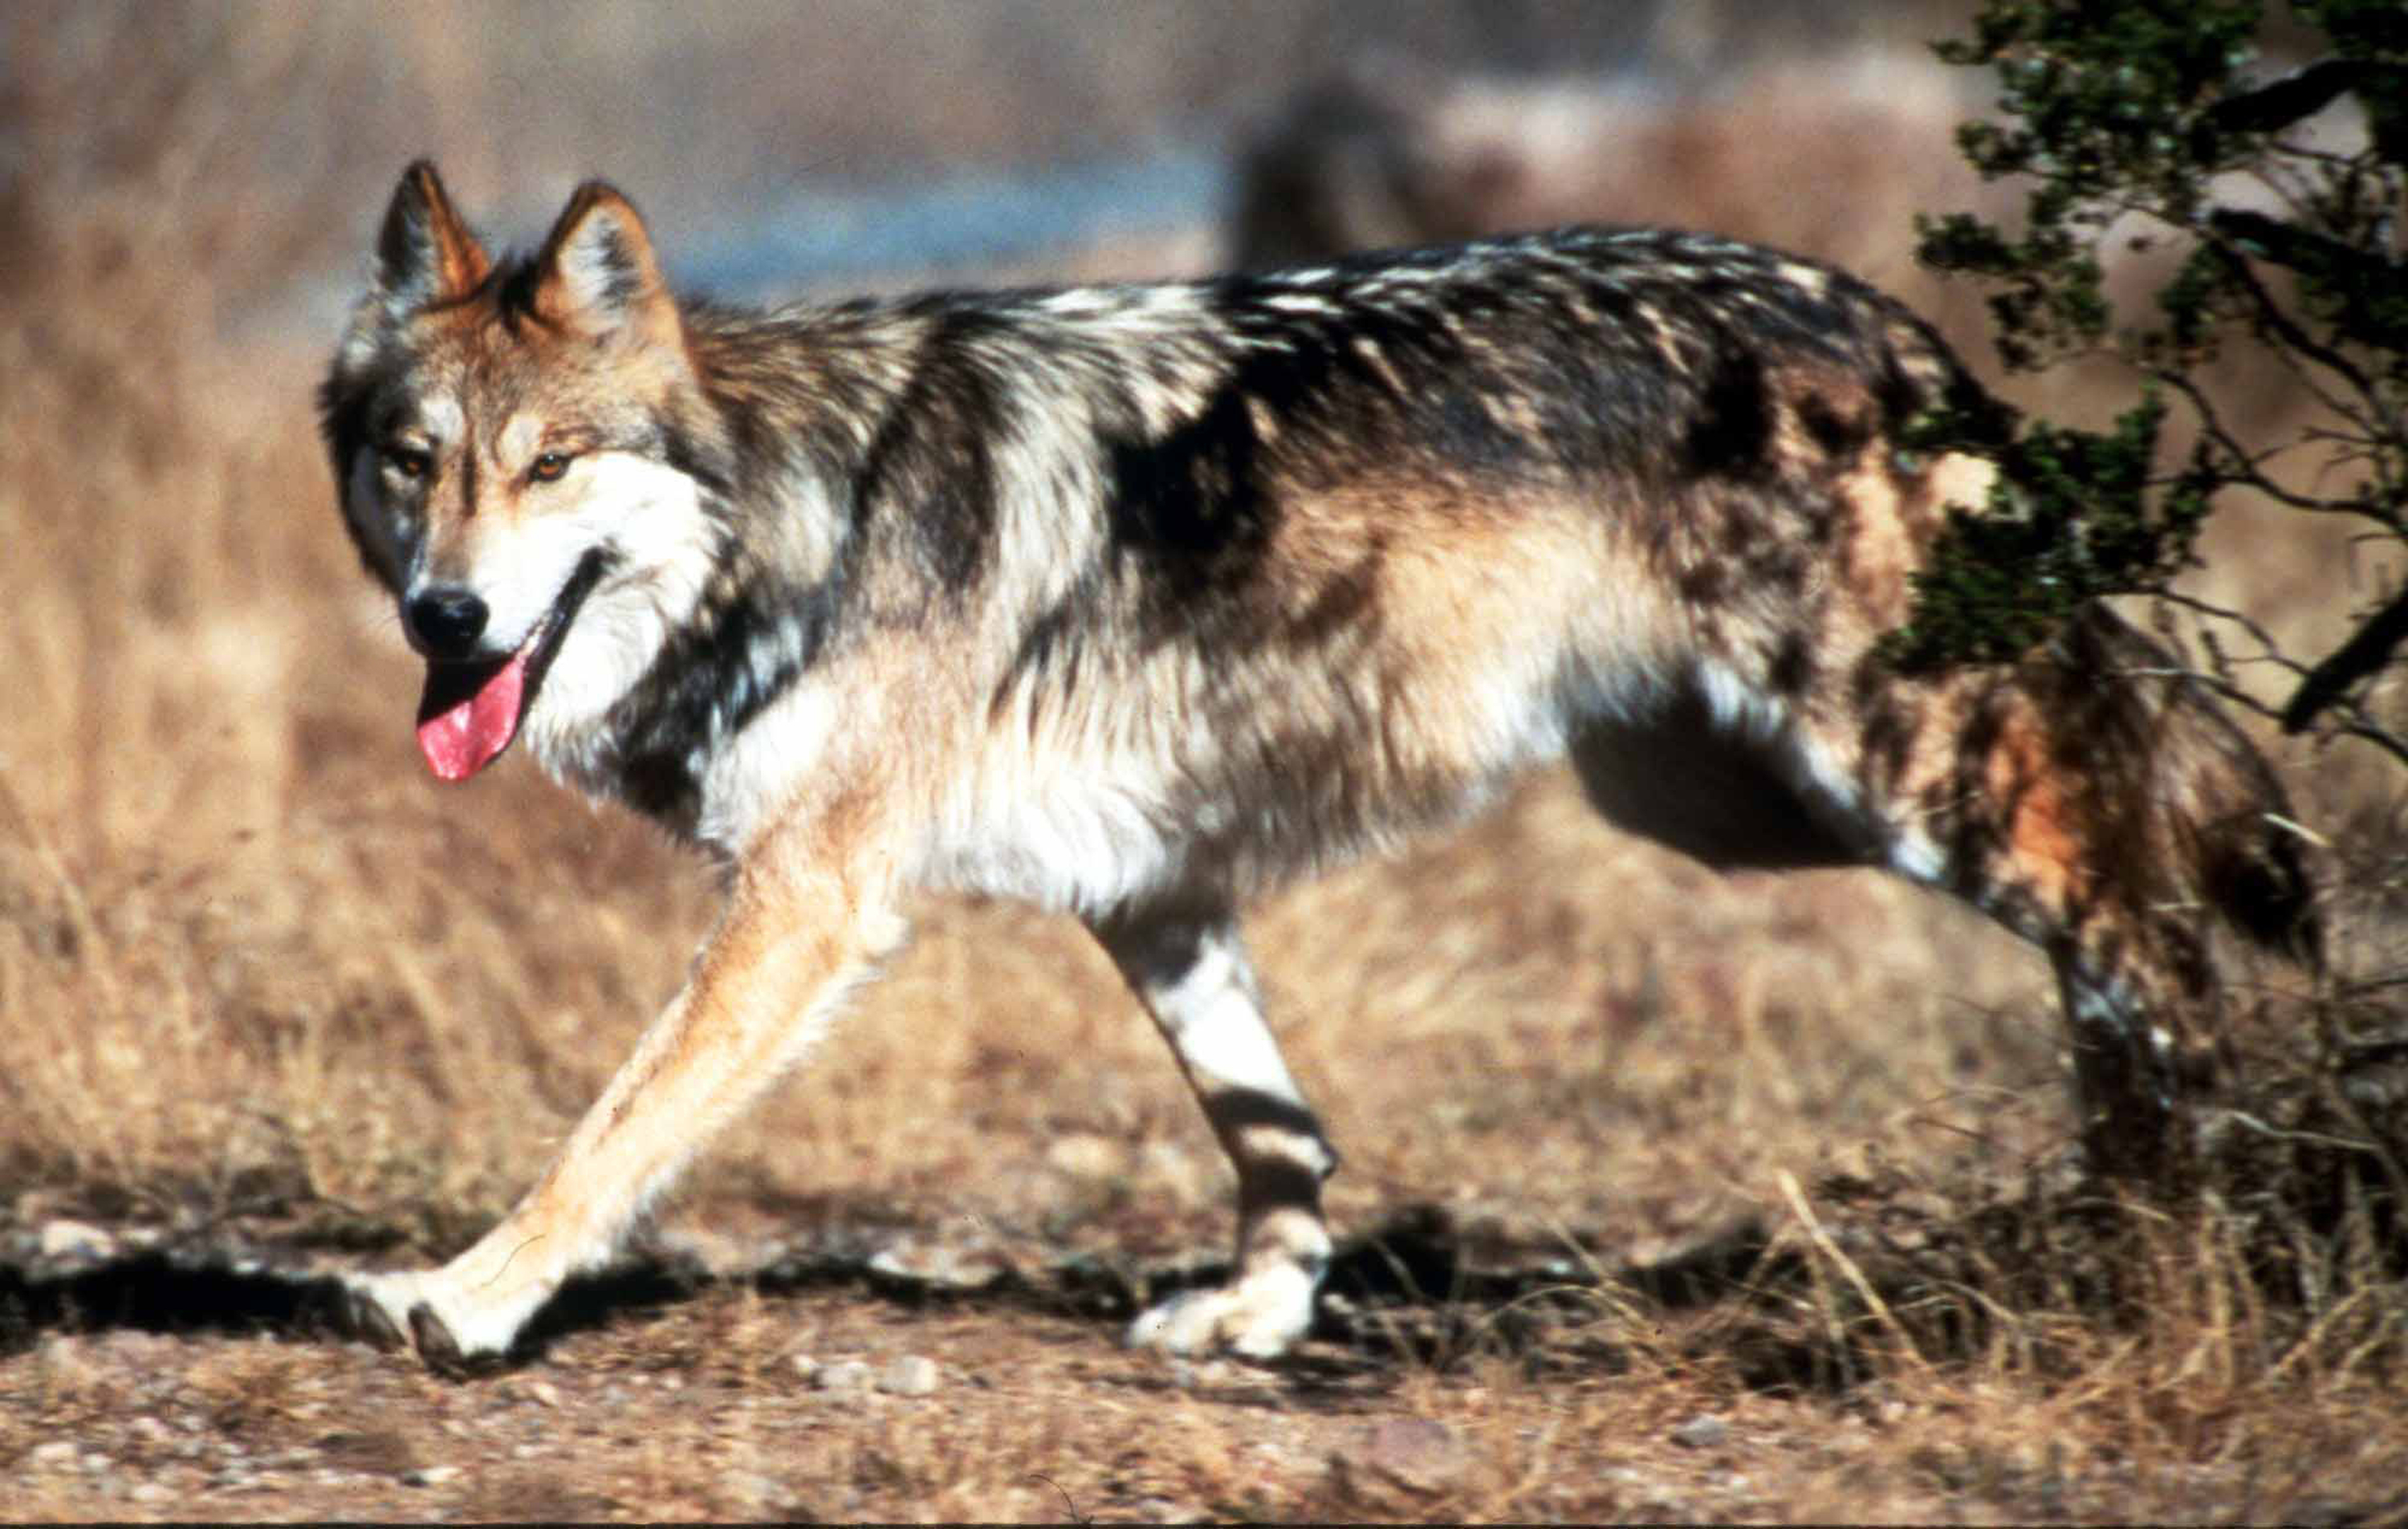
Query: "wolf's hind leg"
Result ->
[[1093, 907, 1338, 1360]]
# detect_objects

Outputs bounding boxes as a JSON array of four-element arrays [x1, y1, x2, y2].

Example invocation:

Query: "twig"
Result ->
[[1775, 1170, 1929, 1376]]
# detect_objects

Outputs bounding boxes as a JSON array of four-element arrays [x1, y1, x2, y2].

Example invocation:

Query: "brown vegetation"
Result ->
[[2, 4, 2403, 1519]]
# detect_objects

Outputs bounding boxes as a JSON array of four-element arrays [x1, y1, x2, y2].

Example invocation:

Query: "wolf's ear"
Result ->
[[376, 160, 491, 306], [527, 180, 680, 343]]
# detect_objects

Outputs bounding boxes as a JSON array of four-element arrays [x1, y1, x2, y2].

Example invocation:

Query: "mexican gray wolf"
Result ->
[[319, 161, 2318, 1370]]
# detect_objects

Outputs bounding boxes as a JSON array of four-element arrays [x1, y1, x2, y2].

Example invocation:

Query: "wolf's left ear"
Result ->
[[529, 181, 680, 343]]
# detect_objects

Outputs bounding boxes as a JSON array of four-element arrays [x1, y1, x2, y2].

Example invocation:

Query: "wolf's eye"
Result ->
[[529, 451, 573, 483], [385, 445, 432, 481]]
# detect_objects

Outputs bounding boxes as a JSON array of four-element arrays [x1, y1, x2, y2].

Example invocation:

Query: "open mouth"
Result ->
[[413, 551, 609, 782]]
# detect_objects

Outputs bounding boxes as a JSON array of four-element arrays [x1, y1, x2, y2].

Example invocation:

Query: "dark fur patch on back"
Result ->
[[1103, 384, 1277, 606], [857, 311, 1007, 596], [1684, 344, 1775, 479]]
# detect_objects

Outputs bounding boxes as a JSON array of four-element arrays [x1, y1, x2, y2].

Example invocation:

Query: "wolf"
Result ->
[[319, 161, 2317, 1370]]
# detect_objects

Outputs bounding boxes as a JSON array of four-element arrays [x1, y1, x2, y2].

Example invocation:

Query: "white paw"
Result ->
[[1125, 1264, 1319, 1360], [340, 1267, 539, 1372]]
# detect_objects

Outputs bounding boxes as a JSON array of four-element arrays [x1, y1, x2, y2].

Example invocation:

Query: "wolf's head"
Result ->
[[319, 162, 724, 784]]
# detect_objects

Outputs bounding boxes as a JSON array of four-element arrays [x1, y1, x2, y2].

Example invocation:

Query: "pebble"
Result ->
[[811, 1359, 873, 1393], [877, 1355, 941, 1397], [1331, 1417, 1470, 1499], [1671, 1414, 1731, 1450], [39, 1218, 114, 1262], [401, 1465, 462, 1487], [1045, 1132, 1125, 1180], [30, 1439, 78, 1468], [1168, 1358, 1240, 1390], [867, 1238, 1007, 1291]]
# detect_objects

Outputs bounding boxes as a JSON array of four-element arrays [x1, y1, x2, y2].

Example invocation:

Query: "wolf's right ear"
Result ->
[[375, 160, 491, 307]]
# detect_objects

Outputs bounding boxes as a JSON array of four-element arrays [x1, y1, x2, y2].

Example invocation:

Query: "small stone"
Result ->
[[30, 1439, 77, 1468], [128, 1482, 173, 1506], [401, 1465, 462, 1486], [80, 1452, 113, 1474], [812, 1359, 872, 1393], [523, 1379, 561, 1409], [1671, 1414, 1731, 1450], [867, 1237, 1007, 1291], [728, 1470, 791, 1513], [877, 1355, 941, 1397], [1332, 1417, 1470, 1499], [39, 1218, 113, 1262], [1046, 1133, 1125, 1180]]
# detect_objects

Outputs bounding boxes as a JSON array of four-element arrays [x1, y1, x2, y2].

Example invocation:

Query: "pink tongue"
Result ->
[[415, 648, 531, 782]]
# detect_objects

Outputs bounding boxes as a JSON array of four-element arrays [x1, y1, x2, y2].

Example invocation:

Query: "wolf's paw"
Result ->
[[1125, 1264, 1319, 1360], [340, 1270, 521, 1376]]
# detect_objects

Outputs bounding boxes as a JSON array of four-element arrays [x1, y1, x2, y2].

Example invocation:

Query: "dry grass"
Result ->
[[3, 2, 2406, 1521]]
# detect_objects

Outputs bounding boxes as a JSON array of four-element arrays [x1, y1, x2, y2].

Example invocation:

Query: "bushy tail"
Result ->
[[2072, 607, 2324, 976]]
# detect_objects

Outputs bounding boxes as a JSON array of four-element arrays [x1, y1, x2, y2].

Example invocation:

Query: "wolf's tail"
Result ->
[[2073, 606, 2325, 976]]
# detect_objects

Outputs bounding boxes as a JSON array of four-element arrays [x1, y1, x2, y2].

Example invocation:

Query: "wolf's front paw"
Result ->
[[340, 1269, 523, 1375], [1125, 1264, 1319, 1360]]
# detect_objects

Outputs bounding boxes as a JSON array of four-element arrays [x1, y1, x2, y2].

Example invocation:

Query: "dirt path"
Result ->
[[8, 1201, 2402, 1523]]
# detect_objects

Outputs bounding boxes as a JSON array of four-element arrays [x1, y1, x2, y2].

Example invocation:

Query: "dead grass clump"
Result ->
[[1613, 1040, 2408, 1475]]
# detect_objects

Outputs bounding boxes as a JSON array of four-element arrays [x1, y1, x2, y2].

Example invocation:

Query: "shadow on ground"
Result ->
[[0, 1206, 1793, 1381]]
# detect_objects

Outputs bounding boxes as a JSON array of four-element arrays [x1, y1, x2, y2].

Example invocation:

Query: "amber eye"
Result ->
[[386, 445, 431, 481], [529, 451, 573, 483]]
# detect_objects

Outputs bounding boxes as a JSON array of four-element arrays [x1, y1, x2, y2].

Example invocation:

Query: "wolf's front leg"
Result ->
[[345, 855, 904, 1370], [1094, 908, 1340, 1360]]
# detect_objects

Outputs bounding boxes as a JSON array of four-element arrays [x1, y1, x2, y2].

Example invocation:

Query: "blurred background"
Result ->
[[0, 0, 2357, 1262]]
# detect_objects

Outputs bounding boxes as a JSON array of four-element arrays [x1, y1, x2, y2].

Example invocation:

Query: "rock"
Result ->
[[401, 1464, 462, 1486], [867, 1236, 1008, 1291], [728, 1470, 794, 1514], [1046, 1133, 1125, 1180], [811, 1359, 873, 1394], [877, 1355, 941, 1397], [128, 1482, 173, 1506], [1671, 1414, 1731, 1450], [39, 1218, 114, 1262], [30, 1439, 78, 1469], [1169, 1358, 1240, 1390], [1332, 1417, 1470, 1501]]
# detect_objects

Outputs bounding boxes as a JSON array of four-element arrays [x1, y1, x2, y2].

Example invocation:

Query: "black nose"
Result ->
[[406, 587, 490, 659]]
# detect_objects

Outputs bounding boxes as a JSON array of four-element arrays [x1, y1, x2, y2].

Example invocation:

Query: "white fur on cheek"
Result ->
[[509, 453, 718, 791]]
